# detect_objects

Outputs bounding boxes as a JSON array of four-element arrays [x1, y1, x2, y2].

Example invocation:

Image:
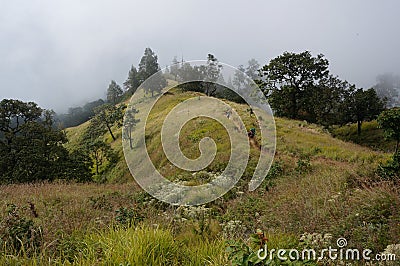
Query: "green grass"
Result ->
[[1, 89, 399, 265], [0, 225, 227, 265], [331, 120, 397, 153]]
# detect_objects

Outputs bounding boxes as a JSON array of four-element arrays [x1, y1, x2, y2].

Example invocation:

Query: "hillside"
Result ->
[[1, 89, 399, 265], [331, 120, 398, 153]]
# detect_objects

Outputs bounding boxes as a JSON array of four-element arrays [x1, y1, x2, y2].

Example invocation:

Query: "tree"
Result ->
[[377, 107, 400, 153], [145, 71, 167, 97], [233, 65, 247, 90], [203, 54, 222, 96], [0, 99, 91, 183], [170, 56, 180, 81], [245, 58, 261, 81], [138, 48, 160, 82], [59, 99, 104, 128], [138, 48, 167, 96], [345, 88, 385, 136], [92, 103, 126, 141], [303, 75, 351, 126], [260, 51, 329, 119], [86, 139, 116, 175], [107, 80, 123, 104], [123, 107, 140, 149], [123, 65, 140, 95], [82, 122, 117, 176]]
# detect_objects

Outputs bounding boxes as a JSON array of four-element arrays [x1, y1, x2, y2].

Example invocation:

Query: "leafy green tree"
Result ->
[[92, 104, 126, 141], [378, 107, 400, 153], [0, 99, 90, 183], [123, 65, 140, 95], [260, 51, 329, 119], [107, 80, 123, 104], [123, 107, 140, 149], [86, 139, 116, 176], [345, 88, 385, 136], [304, 75, 351, 126], [81, 122, 117, 176]]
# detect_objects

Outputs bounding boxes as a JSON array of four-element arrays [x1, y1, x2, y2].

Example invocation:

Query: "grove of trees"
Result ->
[[0, 99, 91, 183], [2, 47, 398, 185], [259, 51, 385, 134]]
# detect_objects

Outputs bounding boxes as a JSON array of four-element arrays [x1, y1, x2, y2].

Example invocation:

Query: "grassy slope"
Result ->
[[1, 90, 399, 265], [331, 120, 397, 153]]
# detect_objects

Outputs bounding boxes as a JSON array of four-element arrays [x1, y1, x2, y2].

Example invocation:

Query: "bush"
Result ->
[[377, 152, 400, 182], [0, 204, 42, 256]]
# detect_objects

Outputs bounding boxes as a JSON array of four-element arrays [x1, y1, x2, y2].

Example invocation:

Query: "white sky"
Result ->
[[1, 0, 399, 112]]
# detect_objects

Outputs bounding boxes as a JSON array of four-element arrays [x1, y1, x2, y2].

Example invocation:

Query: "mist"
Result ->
[[1, 0, 399, 112]]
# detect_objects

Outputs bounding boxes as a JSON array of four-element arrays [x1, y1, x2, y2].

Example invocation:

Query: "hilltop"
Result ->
[[1, 89, 399, 265]]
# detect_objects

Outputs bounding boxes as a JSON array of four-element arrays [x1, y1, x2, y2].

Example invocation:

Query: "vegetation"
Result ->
[[106, 80, 123, 104], [0, 99, 90, 183], [1, 49, 400, 265], [259, 51, 385, 134], [378, 107, 400, 153]]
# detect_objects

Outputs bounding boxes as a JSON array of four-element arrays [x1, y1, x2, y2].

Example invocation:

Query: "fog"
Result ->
[[1, 0, 399, 112]]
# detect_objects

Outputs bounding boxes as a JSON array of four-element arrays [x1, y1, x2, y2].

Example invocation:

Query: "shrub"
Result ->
[[377, 152, 400, 182], [0, 204, 42, 256]]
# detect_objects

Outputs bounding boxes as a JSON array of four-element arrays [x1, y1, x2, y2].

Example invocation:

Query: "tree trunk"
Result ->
[[96, 159, 99, 175], [128, 130, 133, 149], [357, 120, 362, 136], [107, 124, 116, 140], [291, 90, 297, 119]]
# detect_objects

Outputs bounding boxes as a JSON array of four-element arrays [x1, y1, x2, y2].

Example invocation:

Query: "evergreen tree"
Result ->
[[123, 65, 140, 95], [106, 80, 123, 104], [138, 48, 167, 96]]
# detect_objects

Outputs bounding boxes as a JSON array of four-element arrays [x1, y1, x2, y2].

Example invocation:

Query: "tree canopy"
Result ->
[[0, 99, 91, 183], [378, 107, 400, 153]]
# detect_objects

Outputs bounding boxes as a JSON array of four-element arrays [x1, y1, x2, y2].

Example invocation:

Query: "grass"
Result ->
[[1, 89, 399, 264], [331, 120, 397, 153]]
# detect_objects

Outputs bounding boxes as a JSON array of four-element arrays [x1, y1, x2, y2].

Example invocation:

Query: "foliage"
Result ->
[[260, 51, 385, 132], [345, 87, 385, 135], [91, 103, 126, 141], [123, 65, 140, 95], [106, 80, 123, 104], [115, 207, 143, 228], [123, 107, 140, 149], [57, 99, 104, 128], [377, 152, 400, 181], [378, 107, 400, 153], [138, 47, 167, 97], [0, 99, 90, 183], [203, 54, 223, 96], [0, 204, 42, 256], [260, 51, 329, 120]]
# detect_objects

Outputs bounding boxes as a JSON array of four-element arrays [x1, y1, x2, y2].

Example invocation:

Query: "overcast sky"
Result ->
[[1, 0, 399, 112]]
